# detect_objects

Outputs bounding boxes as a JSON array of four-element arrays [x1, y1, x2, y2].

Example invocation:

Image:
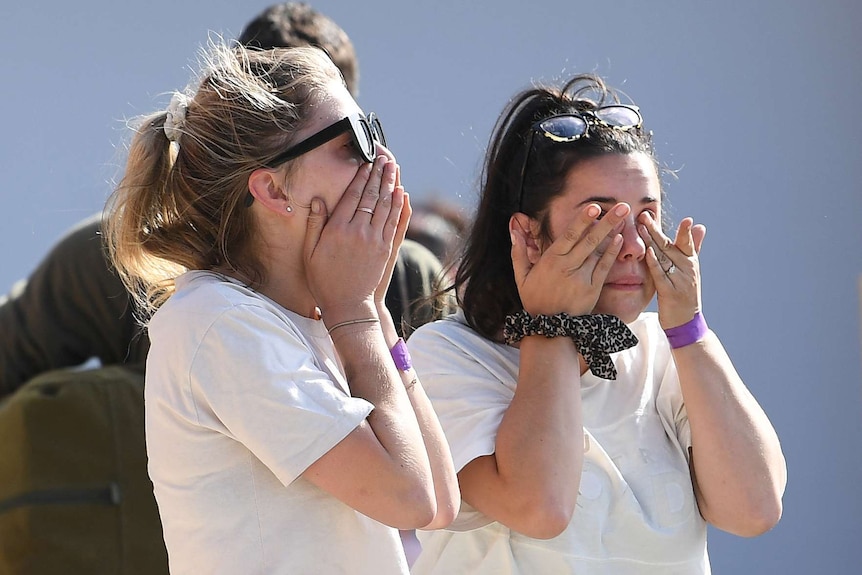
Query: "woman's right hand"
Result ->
[[303, 155, 404, 325], [509, 202, 630, 317]]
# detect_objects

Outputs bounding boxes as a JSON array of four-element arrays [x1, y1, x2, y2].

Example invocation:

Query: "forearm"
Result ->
[[674, 331, 786, 535], [330, 317, 432, 484], [462, 335, 584, 538], [376, 302, 459, 528], [404, 379, 460, 529]]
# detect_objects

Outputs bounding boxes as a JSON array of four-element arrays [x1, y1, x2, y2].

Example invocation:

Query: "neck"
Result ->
[[242, 204, 322, 319], [258, 256, 320, 319]]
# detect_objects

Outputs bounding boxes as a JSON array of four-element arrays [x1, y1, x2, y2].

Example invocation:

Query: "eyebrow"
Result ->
[[577, 195, 658, 206]]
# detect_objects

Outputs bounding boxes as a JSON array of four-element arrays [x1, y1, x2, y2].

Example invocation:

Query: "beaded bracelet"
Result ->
[[664, 311, 709, 349], [503, 311, 638, 380]]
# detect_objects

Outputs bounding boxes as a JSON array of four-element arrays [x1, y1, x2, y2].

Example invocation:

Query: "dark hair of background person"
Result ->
[[239, 2, 359, 96], [450, 74, 661, 341]]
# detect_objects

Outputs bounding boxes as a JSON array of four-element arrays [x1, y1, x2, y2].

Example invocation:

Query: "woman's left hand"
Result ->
[[638, 213, 707, 329]]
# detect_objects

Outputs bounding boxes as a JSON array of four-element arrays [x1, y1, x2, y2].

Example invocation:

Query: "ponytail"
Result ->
[[104, 111, 185, 318]]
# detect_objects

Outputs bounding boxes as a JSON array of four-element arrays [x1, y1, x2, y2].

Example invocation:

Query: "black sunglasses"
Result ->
[[515, 105, 643, 211], [246, 112, 386, 207], [267, 112, 385, 167]]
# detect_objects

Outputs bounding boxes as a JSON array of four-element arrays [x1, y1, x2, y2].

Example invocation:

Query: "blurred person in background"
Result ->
[[0, 2, 445, 400]]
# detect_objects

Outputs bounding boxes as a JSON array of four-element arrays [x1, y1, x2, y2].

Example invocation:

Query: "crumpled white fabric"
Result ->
[[164, 92, 190, 142]]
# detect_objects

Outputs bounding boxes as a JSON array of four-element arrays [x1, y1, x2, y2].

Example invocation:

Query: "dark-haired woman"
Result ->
[[409, 74, 785, 574]]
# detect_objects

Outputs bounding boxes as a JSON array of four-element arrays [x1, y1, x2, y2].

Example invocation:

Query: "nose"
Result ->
[[617, 215, 646, 261]]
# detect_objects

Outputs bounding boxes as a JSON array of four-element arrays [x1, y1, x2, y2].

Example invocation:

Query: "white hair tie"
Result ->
[[164, 92, 189, 142]]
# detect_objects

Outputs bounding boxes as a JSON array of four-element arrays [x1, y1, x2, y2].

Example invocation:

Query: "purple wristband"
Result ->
[[664, 312, 709, 349], [390, 338, 413, 371]]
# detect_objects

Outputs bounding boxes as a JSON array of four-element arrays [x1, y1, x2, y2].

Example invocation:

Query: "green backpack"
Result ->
[[0, 365, 168, 573]]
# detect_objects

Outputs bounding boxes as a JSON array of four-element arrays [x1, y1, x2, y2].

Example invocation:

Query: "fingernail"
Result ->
[[586, 205, 600, 218], [311, 198, 321, 214], [614, 204, 628, 216]]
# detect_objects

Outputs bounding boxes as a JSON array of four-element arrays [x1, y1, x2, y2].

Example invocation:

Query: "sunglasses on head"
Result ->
[[246, 112, 386, 207], [515, 104, 643, 211]]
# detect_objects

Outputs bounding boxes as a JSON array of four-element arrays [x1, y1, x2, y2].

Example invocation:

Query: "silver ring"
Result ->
[[666, 264, 676, 275], [356, 207, 375, 215]]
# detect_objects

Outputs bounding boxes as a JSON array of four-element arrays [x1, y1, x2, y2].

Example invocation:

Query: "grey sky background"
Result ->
[[2, 1, 860, 571]]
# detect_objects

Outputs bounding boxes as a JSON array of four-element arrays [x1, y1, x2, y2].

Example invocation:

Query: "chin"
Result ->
[[593, 296, 650, 325]]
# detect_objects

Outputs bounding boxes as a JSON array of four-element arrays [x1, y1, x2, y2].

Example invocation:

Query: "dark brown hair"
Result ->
[[239, 2, 359, 96], [453, 74, 661, 341]]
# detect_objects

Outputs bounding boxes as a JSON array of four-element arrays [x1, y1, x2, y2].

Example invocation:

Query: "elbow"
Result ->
[[509, 494, 576, 540], [736, 498, 784, 537], [705, 495, 784, 538], [391, 483, 439, 530], [422, 495, 461, 530]]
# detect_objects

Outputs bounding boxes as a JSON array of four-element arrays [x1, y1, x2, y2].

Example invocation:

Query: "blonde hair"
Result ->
[[104, 42, 343, 319]]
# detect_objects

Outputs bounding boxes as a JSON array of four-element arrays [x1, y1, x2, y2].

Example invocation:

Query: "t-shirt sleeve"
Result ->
[[408, 321, 515, 473], [186, 304, 373, 486]]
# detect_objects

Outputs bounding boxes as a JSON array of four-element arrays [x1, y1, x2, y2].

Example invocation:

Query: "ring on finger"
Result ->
[[356, 207, 375, 215], [666, 264, 676, 275]]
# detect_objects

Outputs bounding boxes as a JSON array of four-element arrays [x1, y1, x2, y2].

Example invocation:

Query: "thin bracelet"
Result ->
[[327, 317, 379, 334], [404, 375, 418, 392]]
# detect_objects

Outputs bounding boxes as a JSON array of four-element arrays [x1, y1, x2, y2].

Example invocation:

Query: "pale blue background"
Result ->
[[2, 1, 860, 572]]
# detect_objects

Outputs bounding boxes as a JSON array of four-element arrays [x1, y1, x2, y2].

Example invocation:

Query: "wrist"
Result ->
[[664, 311, 709, 349], [503, 310, 638, 380], [389, 338, 413, 372], [320, 300, 377, 331]]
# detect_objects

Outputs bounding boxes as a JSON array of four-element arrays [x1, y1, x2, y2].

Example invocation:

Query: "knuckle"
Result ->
[[583, 232, 601, 248]]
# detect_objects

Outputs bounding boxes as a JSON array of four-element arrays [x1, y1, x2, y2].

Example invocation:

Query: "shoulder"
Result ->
[[408, 311, 474, 346], [409, 311, 515, 373], [151, 272, 312, 344]]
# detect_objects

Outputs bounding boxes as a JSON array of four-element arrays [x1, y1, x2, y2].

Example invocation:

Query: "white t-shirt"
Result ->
[[145, 271, 408, 575], [408, 312, 709, 575]]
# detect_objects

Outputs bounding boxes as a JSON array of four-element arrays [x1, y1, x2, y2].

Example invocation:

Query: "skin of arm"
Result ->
[[298, 159, 441, 529], [374, 182, 460, 529], [458, 335, 584, 539], [456, 203, 630, 539], [673, 334, 786, 536], [640, 212, 787, 536]]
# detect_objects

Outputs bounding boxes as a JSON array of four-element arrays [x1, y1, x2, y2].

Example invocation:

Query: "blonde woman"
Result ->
[[104, 44, 458, 574]]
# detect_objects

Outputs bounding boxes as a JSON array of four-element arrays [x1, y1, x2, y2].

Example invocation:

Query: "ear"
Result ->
[[510, 212, 543, 265], [248, 168, 289, 214]]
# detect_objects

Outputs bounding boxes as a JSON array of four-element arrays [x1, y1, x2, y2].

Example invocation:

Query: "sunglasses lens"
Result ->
[[369, 114, 387, 148], [594, 106, 641, 128], [348, 116, 374, 162], [537, 116, 588, 142], [351, 114, 386, 162]]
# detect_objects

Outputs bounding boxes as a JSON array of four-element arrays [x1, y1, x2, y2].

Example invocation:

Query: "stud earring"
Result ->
[[286, 205, 293, 213]]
